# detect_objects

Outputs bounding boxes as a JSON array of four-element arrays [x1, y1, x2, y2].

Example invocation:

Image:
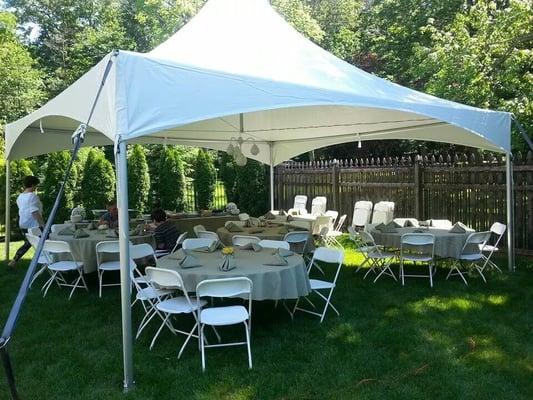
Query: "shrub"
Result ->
[[194, 149, 216, 210], [157, 146, 186, 211], [80, 148, 115, 216], [235, 159, 268, 216], [218, 152, 237, 202], [127, 144, 150, 214]]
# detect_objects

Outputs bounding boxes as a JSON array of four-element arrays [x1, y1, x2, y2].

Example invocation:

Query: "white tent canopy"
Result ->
[[5, 0, 511, 163], [4, 0, 514, 390]]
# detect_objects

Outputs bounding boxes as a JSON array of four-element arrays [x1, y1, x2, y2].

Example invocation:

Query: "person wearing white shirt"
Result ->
[[8, 176, 45, 268]]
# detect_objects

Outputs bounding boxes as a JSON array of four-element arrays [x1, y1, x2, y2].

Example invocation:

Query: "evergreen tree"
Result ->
[[235, 160, 268, 217], [218, 152, 237, 202], [157, 146, 186, 211], [127, 144, 150, 214], [40, 151, 78, 223], [80, 148, 116, 216], [193, 149, 216, 210]]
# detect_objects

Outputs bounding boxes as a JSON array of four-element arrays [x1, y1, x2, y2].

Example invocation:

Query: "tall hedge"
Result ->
[[218, 151, 237, 202], [80, 148, 116, 215], [157, 146, 186, 211], [235, 160, 268, 216], [40, 151, 78, 223], [127, 144, 150, 214], [193, 149, 216, 210]]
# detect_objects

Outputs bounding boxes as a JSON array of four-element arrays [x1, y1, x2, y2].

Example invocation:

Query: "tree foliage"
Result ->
[[155, 146, 186, 211], [234, 160, 268, 216], [217, 152, 237, 202], [193, 149, 216, 210], [127, 144, 151, 214], [79, 148, 115, 215]]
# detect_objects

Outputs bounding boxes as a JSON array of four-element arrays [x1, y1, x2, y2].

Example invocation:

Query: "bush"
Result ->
[[218, 152, 237, 202], [127, 144, 150, 214], [157, 146, 186, 211], [235, 159, 268, 216], [40, 151, 78, 223], [80, 148, 115, 216], [194, 149, 216, 210]]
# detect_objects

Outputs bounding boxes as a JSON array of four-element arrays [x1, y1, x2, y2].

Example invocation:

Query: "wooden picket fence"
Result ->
[[274, 151, 533, 255]]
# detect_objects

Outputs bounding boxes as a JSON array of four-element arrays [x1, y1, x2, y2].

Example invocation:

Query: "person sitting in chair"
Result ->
[[99, 200, 119, 228], [150, 208, 180, 252]]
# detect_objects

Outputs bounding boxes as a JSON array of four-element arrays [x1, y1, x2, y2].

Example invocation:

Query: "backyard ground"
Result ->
[[0, 238, 532, 400]]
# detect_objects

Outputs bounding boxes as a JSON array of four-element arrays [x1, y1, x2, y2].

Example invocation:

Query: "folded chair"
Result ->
[[359, 231, 397, 282], [480, 222, 506, 273]]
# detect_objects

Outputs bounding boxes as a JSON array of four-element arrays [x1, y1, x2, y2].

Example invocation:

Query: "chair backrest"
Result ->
[[96, 240, 120, 254], [309, 247, 344, 285], [145, 267, 186, 292], [430, 219, 453, 229], [490, 222, 506, 237], [393, 218, 419, 228], [293, 195, 308, 212], [170, 232, 188, 253], [400, 233, 435, 259], [196, 230, 220, 241], [50, 223, 73, 233], [358, 230, 378, 248], [324, 210, 339, 226], [26, 233, 51, 263], [311, 196, 327, 216], [334, 214, 347, 232], [381, 201, 395, 212], [371, 202, 394, 224], [196, 277, 252, 299], [461, 231, 492, 255], [258, 240, 290, 250], [28, 227, 42, 236], [352, 201, 373, 226], [232, 235, 261, 246], [238, 213, 250, 221], [283, 231, 309, 254], [43, 239, 72, 254], [312, 215, 332, 235], [130, 243, 156, 260], [193, 225, 206, 236], [182, 238, 216, 250]]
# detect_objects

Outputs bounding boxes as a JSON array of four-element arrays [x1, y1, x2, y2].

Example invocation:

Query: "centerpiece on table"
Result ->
[[219, 246, 236, 271]]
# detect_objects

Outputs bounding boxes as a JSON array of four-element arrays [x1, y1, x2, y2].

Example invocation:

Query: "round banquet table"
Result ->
[[216, 225, 310, 246], [157, 248, 311, 301], [370, 227, 472, 259], [49, 230, 155, 273]]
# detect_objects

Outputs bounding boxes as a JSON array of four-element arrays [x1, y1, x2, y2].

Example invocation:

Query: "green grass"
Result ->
[[0, 239, 532, 400]]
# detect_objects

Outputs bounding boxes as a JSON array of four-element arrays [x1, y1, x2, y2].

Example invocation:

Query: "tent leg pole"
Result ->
[[505, 152, 514, 272], [5, 161, 10, 261], [269, 143, 274, 211], [116, 140, 134, 391]]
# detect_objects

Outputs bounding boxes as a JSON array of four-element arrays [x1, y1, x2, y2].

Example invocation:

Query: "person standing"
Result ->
[[8, 176, 44, 268]]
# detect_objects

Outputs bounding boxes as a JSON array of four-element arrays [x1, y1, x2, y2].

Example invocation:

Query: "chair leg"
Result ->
[[177, 322, 198, 359], [400, 260, 405, 286], [200, 324, 206, 372], [98, 270, 103, 298], [150, 315, 170, 350], [429, 263, 434, 288], [244, 321, 252, 369], [29, 265, 48, 288]]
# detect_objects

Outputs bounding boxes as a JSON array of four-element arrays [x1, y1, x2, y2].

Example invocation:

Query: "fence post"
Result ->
[[414, 156, 422, 219], [332, 161, 339, 211]]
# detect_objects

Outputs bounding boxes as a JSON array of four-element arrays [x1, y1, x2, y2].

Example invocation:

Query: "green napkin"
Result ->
[[179, 254, 201, 269], [58, 227, 75, 235], [168, 249, 186, 261], [248, 228, 264, 234], [264, 252, 289, 266], [73, 228, 90, 238], [278, 227, 289, 235], [381, 222, 398, 233], [264, 211, 277, 220], [226, 222, 244, 232], [86, 221, 97, 230], [449, 222, 473, 233]]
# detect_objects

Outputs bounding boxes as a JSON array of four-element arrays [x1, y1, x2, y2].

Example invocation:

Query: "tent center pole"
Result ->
[[269, 143, 274, 210], [116, 139, 134, 391], [4, 162, 10, 261], [505, 152, 515, 271]]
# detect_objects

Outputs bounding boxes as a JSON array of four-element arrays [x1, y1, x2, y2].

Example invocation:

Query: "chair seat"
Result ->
[[309, 279, 335, 290], [98, 261, 121, 271], [402, 255, 433, 263], [481, 244, 499, 252], [48, 261, 83, 271], [136, 287, 173, 301], [134, 275, 149, 285], [157, 297, 206, 314], [459, 253, 483, 261], [37, 255, 49, 264], [200, 305, 249, 325]]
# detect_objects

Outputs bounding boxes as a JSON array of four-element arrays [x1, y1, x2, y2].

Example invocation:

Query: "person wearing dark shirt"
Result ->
[[151, 208, 180, 251]]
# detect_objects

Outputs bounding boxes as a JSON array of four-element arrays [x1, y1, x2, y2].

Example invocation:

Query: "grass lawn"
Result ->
[[0, 238, 532, 400]]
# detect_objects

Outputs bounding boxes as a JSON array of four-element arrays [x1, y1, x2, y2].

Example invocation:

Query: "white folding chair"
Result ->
[[325, 214, 347, 247], [197, 277, 253, 371], [50, 223, 74, 233], [193, 225, 207, 237], [145, 267, 207, 356], [347, 226, 379, 273], [481, 222, 506, 272], [393, 218, 419, 228], [41, 240, 88, 299], [399, 233, 435, 287], [232, 235, 261, 247], [446, 231, 492, 285], [154, 231, 188, 258], [182, 238, 217, 250], [283, 231, 309, 255], [28, 227, 42, 236], [95, 241, 124, 298], [352, 201, 373, 227], [371, 202, 394, 224], [26, 233, 54, 288], [359, 231, 397, 282], [293, 247, 343, 323], [293, 195, 308, 214], [196, 230, 220, 242], [257, 240, 290, 250], [311, 196, 327, 216], [430, 219, 453, 229], [312, 215, 332, 236], [324, 210, 339, 227]]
